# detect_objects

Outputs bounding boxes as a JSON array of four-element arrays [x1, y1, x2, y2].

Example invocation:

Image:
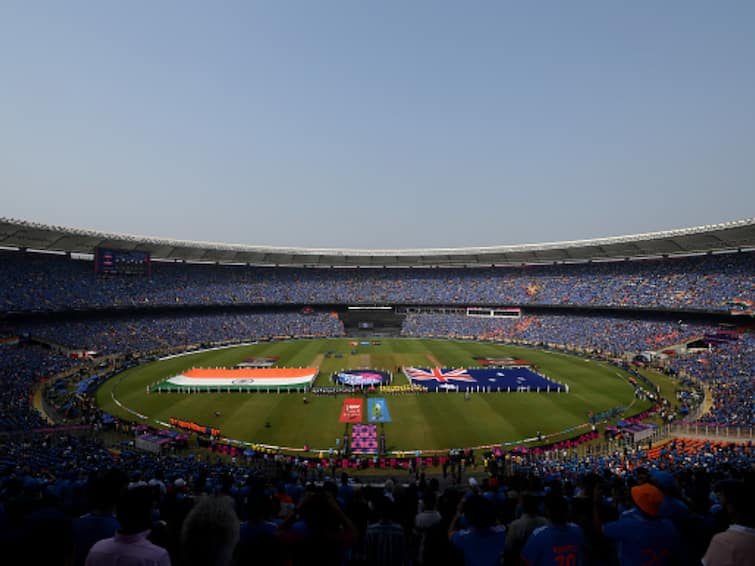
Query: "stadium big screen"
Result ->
[[94, 247, 151, 275]]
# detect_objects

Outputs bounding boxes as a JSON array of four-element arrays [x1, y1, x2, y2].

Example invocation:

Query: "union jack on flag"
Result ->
[[403, 367, 477, 383]]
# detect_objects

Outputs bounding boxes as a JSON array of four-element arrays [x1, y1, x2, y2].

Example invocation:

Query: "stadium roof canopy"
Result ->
[[0, 217, 753, 267]]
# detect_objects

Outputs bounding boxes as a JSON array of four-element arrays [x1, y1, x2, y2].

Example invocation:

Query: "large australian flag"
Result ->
[[403, 367, 565, 392]]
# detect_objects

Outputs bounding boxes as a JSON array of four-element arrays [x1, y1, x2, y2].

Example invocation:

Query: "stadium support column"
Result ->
[[343, 424, 351, 457]]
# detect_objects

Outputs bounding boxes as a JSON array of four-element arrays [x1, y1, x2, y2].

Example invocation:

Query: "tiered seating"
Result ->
[[1, 249, 752, 313]]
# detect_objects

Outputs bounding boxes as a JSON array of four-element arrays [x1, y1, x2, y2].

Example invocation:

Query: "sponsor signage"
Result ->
[[237, 357, 279, 368], [367, 398, 391, 422], [474, 357, 530, 366], [339, 398, 364, 423], [335, 370, 390, 386]]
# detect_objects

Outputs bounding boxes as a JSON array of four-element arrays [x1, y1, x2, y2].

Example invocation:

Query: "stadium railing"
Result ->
[[664, 423, 754, 441]]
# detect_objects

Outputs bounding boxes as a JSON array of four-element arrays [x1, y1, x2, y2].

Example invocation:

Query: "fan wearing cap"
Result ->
[[594, 482, 681, 566]]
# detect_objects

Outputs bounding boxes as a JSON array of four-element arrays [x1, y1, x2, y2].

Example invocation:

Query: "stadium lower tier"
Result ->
[[0, 308, 752, 566], [0, 431, 751, 566], [2, 312, 752, 437]]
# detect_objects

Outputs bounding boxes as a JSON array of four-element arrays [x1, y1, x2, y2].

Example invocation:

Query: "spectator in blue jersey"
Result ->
[[235, 491, 283, 566], [72, 470, 126, 566], [596, 483, 681, 566], [522, 494, 585, 566], [652, 470, 692, 535], [337, 472, 354, 507], [449, 494, 506, 566]]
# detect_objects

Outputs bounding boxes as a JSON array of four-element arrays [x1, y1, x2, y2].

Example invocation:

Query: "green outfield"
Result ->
[[96, 338, 651, 451]]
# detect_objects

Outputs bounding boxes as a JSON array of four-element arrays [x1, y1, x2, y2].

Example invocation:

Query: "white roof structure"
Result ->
[[1, 217, 753, 267]]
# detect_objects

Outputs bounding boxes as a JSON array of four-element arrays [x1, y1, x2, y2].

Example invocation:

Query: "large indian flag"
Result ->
[[154, 367, 318, 392]]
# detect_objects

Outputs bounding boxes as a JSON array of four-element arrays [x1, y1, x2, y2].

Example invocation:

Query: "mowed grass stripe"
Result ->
[[96, 338, 662, 450]]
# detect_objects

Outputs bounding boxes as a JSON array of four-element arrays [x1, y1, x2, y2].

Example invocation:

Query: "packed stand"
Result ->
[[401, 313, 707, 355], [667, 331, 754, 382], [21, 312, 345, 356], [2, 312, 343, 432], [403, 314, 754, 429], [693, 377, 754, 428], [0, 343, 77, 431], [665, 332, 755, 427], [0, 430, 752, 566], [1, 249, 752, 313]]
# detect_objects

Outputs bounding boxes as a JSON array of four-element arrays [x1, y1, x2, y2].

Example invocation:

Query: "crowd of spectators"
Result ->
[[0, 431, 752, 565], [401, 313, 708, 355], [667, 332, 754, 382], [0, 329, 750, 565], [695, 377, 755, 427], [402, 313, 754, 429], [1, 247, 752, 564], [0, 312, 344, 433], [0, 343, 77, 431], [1, 310, 749, 434], [20, 312, 345, 356], [2, 249, 752, 313], [665, 332, 755, 428]]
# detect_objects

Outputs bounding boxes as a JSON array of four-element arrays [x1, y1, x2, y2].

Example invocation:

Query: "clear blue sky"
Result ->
[[1, 1, 754, 248]]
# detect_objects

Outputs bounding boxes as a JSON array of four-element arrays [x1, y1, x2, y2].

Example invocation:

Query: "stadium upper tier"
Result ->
[[1, 248, 753, 313], [1, 216, 754, 266]]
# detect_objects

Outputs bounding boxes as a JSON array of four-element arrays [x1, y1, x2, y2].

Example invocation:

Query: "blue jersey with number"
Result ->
[[451, 525, 507, 566], [521, 523, 584, 566], [603, 513, 680, 566]]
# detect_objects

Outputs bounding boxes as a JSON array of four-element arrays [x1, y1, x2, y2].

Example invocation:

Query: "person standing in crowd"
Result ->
[[72, 470, 126, 566], [235, 491, 283, 565], [85, 485, 171, 566], [277, 488, 358, 565], [364, 495, 407, 566], [414, 490, 442, 566], [449, 494, 506, 566], [521, 494, 585, 566], [703, 480, 755, 566], [179, 495, 239, 566], [504, 492, 547, 564], [595, 483, 681, 566]]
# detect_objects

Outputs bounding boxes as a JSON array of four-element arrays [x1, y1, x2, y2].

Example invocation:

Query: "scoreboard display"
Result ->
[[95, 248, 151, 275]]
